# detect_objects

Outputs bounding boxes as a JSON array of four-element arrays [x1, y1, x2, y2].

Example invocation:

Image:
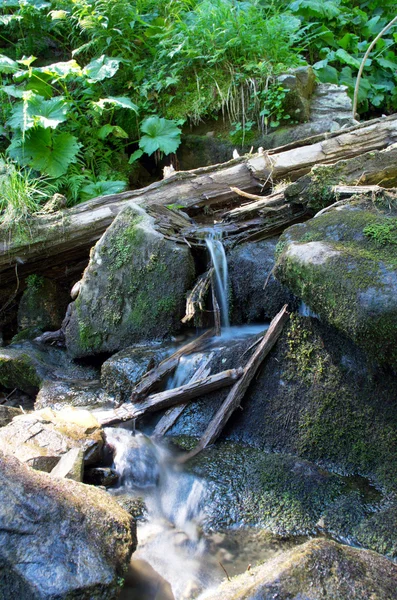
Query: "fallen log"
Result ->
[[2, 115, 397, 287], [131, 328, 215, 402], [153, 353, 214, 437], [181, 304, 289, 461], [96, 367, 243, 426], [181, 269, 212, 324]]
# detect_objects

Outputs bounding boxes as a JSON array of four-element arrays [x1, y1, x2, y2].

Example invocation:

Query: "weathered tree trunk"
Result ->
[[96, 367, 243, 426], [1, 115, 397, 286], [181, 305, 289, 461]]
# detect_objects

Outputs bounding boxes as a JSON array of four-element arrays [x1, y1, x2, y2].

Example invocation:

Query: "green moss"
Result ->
[[26, 274, 45, 291], [305, 163, 348, 211], [0, 353, 41, 392], [363, 218, 397, 246]]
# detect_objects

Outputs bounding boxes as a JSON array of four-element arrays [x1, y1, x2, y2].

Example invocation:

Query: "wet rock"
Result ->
[[114, 495, 146, 520], [0, 341, 98, 394], [0, 450, 136, 599], [51, 447, 84, 482], [0, 407, 104, 471], [35, 379, 116, 411], [17, 275, 68, 332], [101, 344, 171, 404], [203, 538, 397, 600], [228, 238, 297, 323], [65, 205, 195, 358], [275, 201, 397, 368], [85, 467, 119, 487], [0, 405, 22, 428], [353, 503, 397, 559]]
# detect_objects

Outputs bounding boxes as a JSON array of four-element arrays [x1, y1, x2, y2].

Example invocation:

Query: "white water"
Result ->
[[205, 235, 230, 328]]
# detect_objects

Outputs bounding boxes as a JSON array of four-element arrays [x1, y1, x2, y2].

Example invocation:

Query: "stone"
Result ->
[[17, 275, 69, 332], [203, 538, 397, 600], [227, 238, 297, 324], [0, 405, 22, 428], [274, 200, 397, 368], [35, 379, 116, 411], [310, 82, 355, 127], [85, 467, 119, 487], [51, 447, 84, 482], [101, 343, 172, 404], [0, 341, 98, 394], [277, 66, 316, 123], [0, 407, 104, 471], [65, 204, 195, 358], [0, 450, 136, 599]]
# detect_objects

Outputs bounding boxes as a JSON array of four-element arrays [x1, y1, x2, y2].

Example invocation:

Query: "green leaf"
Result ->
[[0, 54, 18, 74], [80, 180, 127, 201], [17, 56, 37, 67], [314, 63, 339, 85], [21, 129, 81, 177], [139, 116, 181, 156], [335, 49, 361, 70], [7, 95, 68, 132], [0, 14, 22, 25], [129, 149, 144, 163], [1, 85, 26, 98], [36, 60, 82, 79], [49, 10, 68, 20], [289, 0, 341, 19], [376, 57, 397, 71], [83, 55, 120, 83], [97, 124, 128, 140], [93, 96, 138, 112]]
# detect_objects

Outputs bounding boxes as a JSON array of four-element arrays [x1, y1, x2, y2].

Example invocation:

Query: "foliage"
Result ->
[[363, 219, 397, 245]]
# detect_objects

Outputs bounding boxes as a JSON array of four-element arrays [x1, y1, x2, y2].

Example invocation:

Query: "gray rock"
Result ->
[[0, 405, 22, 428], [85, 467, 119, 487], [101, 343, 172, 404], [65, 205, 195, 358], [17, 276, 69, 332], [228, 239, 297, 324], [0, 341, 98, 394], [0, 450, 136, 599], [35, 379, 116, 411], [0, 408, 104, 471], [277, 65, 316, 123], [274, 202, 397, 367], [310, 83, 355, 127], [51, 447, 84, 482], [204, 538, 397, 600]]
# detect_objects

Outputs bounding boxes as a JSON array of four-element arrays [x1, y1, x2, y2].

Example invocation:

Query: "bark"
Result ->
[[1, 115, 397, 286], [96, 367, 243, 426], [181, 305, 289, 460]]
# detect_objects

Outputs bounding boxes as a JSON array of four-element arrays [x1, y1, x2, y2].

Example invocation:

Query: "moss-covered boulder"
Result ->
[[0, 450, 136, 599], [65, 205, 195, 358], [0, 341, 98, 394], [274, 201, 397, 368], [17, 275, 69, 332], [0, 407, 104, 472], [203, 538, 397, 600]]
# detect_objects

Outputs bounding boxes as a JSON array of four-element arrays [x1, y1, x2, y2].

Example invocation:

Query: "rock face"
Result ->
[[0, 405, 22, 428], [17, 275, 68, 332], [203, 538, 397, 600], [35, 379, 116, 411], [228, 239, 297, 324], [65, 205, 195, 358], [0, 451, 136, 599], [0, 408, 104, 472], [101, 343, 172, 404], [274, 201, 397, 368]]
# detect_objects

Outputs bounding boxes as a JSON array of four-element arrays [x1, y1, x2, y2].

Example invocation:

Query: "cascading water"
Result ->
[[205, 235, 230, 328]]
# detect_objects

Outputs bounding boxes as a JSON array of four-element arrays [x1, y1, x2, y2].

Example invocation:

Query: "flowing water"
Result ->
[[205, 235, 230, 328]]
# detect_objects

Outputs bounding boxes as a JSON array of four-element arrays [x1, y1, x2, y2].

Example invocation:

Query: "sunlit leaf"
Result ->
[[97, 124, 128, 140], [0, 14, 22, 25], [335, 48, 361, 69], [49, 10, 68, 20], [80, 180, 127, 201], [93, 96, 138, 112], [139, 116, 181, 156], [17, 56, 37, 67], [36, 60, 82, 78], [21, 129, 81, 177], [83, 55, 120, 82], [0, 54, 18, 74]]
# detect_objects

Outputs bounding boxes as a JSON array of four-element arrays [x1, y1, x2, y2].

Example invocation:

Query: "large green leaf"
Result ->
[[83, 55, 120, 83], [21, 129, 81, 177], [80, 180, 127, 201], [93, 96, 138, 112], [335, 48, 361, 70], [97, 124, 128, 140], [0, 54, 18, 74], [139, 116, 181, 156], [289, 0, 342, 19], [35, 60, 82, 79], [7, 95, 69, 132]]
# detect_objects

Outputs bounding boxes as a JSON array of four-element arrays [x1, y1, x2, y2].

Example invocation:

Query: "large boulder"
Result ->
[[0, 405, 22, 427], [228, 239, 296, 324], [0, 407, 104, 472], [274, 200, 397, 368], [65, 205, 195, 358], [202, 538, 397, 600], [0, 450, 136, 599], [35, 380, 116, 411]]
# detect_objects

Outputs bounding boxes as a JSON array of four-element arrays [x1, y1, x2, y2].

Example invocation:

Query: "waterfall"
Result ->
[[205, 235, 230, 328]]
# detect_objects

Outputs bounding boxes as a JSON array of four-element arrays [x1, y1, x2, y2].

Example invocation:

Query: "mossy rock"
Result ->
[[17, 276, 69, 332], [65, 204, 195, 358], [274, 201, 397, 368], [204, 538, 397, 600]]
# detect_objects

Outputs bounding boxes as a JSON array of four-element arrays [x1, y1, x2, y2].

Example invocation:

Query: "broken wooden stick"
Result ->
[[96, 367, 243, 426], [131, 328, 215, 402], [153, 353, 214, 437], [181, 269, 212, 324], [180, 304, 289, 461]]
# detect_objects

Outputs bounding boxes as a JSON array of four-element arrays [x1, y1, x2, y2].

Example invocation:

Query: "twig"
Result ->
[[219, 562, 231, 582]]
